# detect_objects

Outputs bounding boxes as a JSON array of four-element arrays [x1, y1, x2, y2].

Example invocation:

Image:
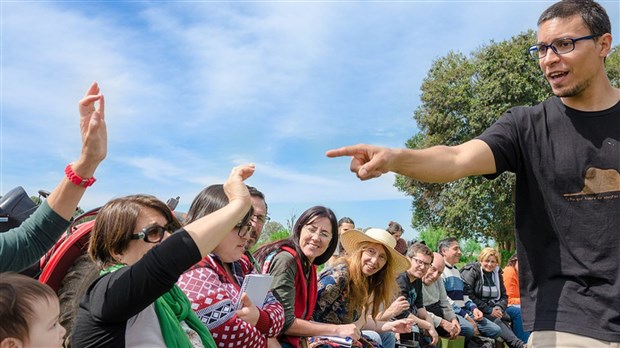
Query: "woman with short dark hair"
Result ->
[[72, 164, 255, 347]]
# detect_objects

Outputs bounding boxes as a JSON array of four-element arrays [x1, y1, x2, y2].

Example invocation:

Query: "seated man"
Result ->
[[379, 242, 439, 347], [438, 238, 501, 343], [422, 252, 473, 339]]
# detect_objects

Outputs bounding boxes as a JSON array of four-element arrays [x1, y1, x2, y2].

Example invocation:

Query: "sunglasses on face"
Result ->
[[130, 223, 173, 243]]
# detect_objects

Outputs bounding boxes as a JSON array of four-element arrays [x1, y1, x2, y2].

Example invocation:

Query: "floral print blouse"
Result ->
[[313, 263, 360, 324]]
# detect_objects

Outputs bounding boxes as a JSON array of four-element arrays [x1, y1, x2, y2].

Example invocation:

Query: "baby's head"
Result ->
[[0, 273, 66, 348]]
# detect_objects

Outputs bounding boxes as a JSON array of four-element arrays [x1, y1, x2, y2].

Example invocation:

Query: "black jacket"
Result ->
[[460, 262, 508, 314]]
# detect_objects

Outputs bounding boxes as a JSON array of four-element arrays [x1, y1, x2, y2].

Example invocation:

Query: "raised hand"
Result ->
[[78, 82, 107, 166], [223, 164, 255, 204]]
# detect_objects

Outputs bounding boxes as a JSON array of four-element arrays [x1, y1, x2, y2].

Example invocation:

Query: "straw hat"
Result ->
[[340, 228, 411, 274]]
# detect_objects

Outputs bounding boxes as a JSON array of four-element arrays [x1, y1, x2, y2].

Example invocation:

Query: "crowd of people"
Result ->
[[1, 0, 619, 347]]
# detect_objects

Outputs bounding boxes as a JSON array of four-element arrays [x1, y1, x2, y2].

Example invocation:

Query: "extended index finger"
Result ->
[[325, 144, 365, 158]]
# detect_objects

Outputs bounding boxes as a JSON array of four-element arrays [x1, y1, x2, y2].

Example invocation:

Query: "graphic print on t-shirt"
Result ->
[[563, 167, 620, 201]]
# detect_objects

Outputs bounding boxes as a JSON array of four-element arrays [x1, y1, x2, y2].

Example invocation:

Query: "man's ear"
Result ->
[[598, 32, 613, 58], [0, 337, 24, 348]]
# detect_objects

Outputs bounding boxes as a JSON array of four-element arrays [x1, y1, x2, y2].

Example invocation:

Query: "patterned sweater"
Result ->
[[441, 262, 477, 318], [178, 255, 284, 348], [313, 263, 360, 324]]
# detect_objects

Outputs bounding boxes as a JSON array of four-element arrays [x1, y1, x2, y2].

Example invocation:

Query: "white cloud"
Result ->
[[2, 0, 618, 224]]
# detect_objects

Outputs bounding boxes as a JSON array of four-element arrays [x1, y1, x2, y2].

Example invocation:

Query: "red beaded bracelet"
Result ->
[[64, 163, 96, 188]]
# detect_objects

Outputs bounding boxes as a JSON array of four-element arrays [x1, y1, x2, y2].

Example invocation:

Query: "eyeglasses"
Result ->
[[528, 34, 600, 60], [304, 225, 332, 240], [411, 257, 432, 268], [251, 214, 271, 225], [131, 224, 172, 244], [236, 221, 252, 238]]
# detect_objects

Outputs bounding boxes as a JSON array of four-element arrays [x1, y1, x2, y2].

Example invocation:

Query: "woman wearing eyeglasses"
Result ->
[[71, 165, 255, 348], [253, 206, 352, 348], [177, 184, 285, 348]]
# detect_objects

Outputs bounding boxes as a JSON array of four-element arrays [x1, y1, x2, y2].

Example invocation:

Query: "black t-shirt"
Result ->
[[477, 97, 620, 341], [396, 272, 424, 320], [71, 230, 201, 347]]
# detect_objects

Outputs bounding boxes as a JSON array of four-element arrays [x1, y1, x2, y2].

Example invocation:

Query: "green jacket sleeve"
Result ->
[[266, 251, 298, 332], [0, 200, 70, 272]]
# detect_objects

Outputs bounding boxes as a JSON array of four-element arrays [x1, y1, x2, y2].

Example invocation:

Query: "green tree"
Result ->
[[460, 238, 483, 265], [267, 229, 291, 243], [30, 195, 42, 205], [417, 226, 448, 253], [74, 207, 85, 218], [256, 220, 286, 246], [607, 44, 620, 87], [396, 30, 620, 252], [251, 220, 292, 252]]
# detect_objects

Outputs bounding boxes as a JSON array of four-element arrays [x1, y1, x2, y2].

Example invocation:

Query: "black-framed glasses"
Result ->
[[251, 214, 271, 225], [528, 34, 600, 60], [411, 257, 432, 268], [131, 224, 171, 244], [236, 221, 252, 238]]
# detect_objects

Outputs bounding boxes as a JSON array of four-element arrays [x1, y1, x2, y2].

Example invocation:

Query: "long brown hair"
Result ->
[[334, 241, 399, 318]]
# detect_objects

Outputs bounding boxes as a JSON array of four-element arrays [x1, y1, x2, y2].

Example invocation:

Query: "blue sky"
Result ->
[[1, 1, 618, 242]]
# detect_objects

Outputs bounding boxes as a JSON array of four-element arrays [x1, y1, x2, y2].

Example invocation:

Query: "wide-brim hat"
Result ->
[[340, 228, 411, 274]]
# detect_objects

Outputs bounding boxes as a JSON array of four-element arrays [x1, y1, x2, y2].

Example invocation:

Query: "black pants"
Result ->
[[425, 302, 451, 337]]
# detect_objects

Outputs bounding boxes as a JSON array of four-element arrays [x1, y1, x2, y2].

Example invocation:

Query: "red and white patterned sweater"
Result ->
[[178, 255, 284, 348]]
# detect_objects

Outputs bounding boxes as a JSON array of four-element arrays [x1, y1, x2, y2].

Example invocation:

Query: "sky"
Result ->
[[1, 1, 618, 242]]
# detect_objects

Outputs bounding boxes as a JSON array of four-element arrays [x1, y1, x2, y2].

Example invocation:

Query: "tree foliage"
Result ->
[[30, 195, 42, 205], [417, 226, 448, 253], [396, 30, 620, 251], [607, 44, 620, 88], [256, 220, 286, 245]]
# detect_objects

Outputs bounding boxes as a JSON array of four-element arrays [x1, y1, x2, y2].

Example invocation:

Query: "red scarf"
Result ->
[[279, 246, 317, 348]]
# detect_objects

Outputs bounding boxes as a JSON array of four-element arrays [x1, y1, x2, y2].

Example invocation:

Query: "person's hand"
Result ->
[[465, 316, 480, 336], [439, 319, 458, 339], [382, 318, 414, 333], [386, 296, 410, 318], [235, 293, 260, 326], [472, 308, 484, 321], [336, 324, 361, 341], [491, 306, 503, 319], [326, 144, 395, 180], [223, 164, 255, 205], [450, 318, 461, 338], [426, 327, 439, 345], [77, 82, 106, 168]]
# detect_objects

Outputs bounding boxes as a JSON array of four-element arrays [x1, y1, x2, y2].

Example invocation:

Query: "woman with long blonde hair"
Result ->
[[312, 228, 413, 347]]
